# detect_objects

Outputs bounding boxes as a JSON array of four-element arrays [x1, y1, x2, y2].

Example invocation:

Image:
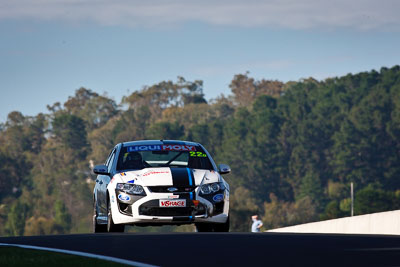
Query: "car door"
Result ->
[[98, 148, 116, 216]]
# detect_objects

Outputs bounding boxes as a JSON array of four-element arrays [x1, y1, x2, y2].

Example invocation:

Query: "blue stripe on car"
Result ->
[[186, 168, 193, 186]]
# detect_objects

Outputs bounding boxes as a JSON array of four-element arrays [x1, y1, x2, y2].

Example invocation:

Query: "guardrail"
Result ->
[[268, 209, 400, 235]]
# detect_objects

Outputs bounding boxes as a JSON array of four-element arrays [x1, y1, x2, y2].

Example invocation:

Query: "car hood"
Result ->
[[111, 167, 220, 186]]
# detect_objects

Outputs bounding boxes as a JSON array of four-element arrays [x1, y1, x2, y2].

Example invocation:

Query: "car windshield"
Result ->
[[116, 144, 214, 171]]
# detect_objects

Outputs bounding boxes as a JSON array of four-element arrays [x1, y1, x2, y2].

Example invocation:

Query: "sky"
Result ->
[[1, 0, 400, 123]]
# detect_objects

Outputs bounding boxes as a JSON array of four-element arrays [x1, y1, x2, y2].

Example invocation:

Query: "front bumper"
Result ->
[[109, 188, 229, 225]]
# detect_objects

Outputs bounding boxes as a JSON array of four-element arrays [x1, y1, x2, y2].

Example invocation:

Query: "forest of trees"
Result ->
[[1, 66, 400, 235]]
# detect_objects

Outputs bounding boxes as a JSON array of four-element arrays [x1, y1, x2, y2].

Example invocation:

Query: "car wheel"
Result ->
[[213, 216, 230, 232], [93, 201, 107, 233], [107, 197, 125, 233]]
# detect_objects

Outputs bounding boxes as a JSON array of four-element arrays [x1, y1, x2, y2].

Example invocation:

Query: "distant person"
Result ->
[[251, 215, 263, 233]]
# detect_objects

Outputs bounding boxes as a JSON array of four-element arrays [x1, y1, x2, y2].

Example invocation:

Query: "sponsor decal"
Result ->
[[120, 172, 126, 176], [118, 194, 131, 201], [142, 170, 170, 177], [213, 194, 224, 203], [168, 195, 179, 199], [162, 145, 196, 151], [111, 195, 115, 203], [127, 180, 135, 184], [127, 145, 196, 152], [189, 151, 207, 157], [128, 145, 162, 152], [160, 199, 186, 207]]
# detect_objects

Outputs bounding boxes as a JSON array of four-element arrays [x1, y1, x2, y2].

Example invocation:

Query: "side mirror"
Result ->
[[93, 165, 109, 175], [218, 164, 231, 174]]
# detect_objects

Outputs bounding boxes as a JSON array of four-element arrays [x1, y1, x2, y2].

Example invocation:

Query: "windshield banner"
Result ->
[[127, 144, 196, 152]]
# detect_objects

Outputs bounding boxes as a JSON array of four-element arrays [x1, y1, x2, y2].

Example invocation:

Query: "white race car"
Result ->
[[93, 140, 230, 232]]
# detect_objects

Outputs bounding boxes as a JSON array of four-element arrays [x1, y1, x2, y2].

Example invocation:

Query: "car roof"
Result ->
[[121, 140, 200, 147]]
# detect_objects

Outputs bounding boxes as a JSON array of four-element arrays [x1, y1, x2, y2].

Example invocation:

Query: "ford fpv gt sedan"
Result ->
[[92, 140, 230, 232]]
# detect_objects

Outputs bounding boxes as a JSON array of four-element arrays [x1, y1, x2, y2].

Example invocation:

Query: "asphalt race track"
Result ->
[[1, 232, 400, 266]]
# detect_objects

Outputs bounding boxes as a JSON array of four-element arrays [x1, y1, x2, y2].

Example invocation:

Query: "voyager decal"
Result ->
[[127, 145, 196, 152], [159, 199, 186, 207]]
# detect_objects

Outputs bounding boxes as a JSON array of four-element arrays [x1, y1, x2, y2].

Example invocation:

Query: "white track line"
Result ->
[[0, 243, 159, 267]]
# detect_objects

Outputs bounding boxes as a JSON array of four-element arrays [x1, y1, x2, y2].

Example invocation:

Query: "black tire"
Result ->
[[196, 216, 230, 232], [107, 197, 125, 233], [195, 223, 215, 232], [213, 216, 230, 232], [93, 201, 107, 233]]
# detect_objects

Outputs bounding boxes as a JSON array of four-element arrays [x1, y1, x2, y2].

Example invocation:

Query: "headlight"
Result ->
[[117, 183, 146, 196], [200, 182, 222, 195], [210, 183, 220, 192]]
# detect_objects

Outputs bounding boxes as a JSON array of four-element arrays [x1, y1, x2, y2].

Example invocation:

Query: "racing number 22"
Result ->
[[190, 151, 207, 157]]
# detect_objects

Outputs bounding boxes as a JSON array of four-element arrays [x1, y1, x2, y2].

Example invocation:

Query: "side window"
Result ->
[[107, 150, 116, 173], [105, 149, 114, 166]]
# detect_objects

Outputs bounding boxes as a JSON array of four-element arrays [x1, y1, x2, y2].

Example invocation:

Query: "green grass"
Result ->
[[0, 247, 128, 267]]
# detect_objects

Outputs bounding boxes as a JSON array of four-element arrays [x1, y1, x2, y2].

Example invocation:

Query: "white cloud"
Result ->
[[0, 0, 399, 30]]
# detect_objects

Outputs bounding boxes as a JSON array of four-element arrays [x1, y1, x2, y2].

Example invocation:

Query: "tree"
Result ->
[[229, 187, 258, 231], [262, 194, 317, 229], [321, 201, 342, 220], [122, 77, 206, 120], [52, 113, 88, 151], [297, 171, 324, 207], [5, 201, 29, 236], [229, 72, 284, 106], [145, 122, 184, 140], [54, 200, 72, 233], [354, 185, 396, 215], [113, 107, 151, 143], [64, 87, 118, 130]]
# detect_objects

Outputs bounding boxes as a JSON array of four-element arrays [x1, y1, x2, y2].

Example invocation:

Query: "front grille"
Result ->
[[140, 207, 194, 216], [148, 186, 195, 193], [118, 203, 132, 215], [139, 199, 206, 217]]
